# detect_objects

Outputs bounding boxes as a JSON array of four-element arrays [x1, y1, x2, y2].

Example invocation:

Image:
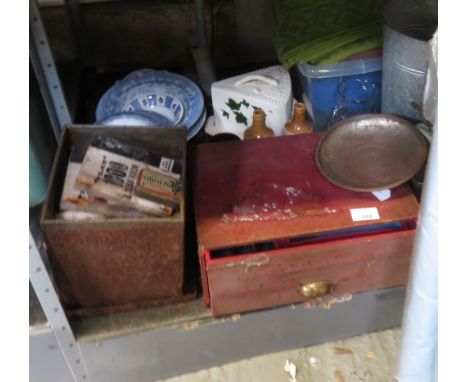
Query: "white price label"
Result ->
[[350, 207, 380, 222], [159, 157, 174, 172]]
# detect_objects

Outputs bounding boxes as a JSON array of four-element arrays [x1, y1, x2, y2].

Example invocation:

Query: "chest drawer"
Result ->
[[204, 229, 415, 316]]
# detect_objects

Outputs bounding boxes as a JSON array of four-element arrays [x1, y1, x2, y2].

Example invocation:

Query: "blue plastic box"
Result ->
[[296, 57, 383, 131]]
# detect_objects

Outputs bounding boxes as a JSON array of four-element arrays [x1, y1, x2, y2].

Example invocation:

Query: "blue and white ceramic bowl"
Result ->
[[187, 107, 207, 140], [117, 84, 185, 125], [96, 69, 204, 128], [98, 111, 173, 127]]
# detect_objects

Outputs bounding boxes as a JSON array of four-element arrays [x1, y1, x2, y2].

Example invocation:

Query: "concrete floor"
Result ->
[[161, 328, 401, 382]]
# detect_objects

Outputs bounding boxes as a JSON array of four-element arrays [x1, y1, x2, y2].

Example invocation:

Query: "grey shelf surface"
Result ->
[[71, 299, 211, 342], [74, 286, 406, 381]]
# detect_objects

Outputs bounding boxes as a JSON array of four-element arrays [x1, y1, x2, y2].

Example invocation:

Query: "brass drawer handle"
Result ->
[[299, 280, 336, 298]]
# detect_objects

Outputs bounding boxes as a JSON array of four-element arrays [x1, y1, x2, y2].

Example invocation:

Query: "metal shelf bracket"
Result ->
[[29, 231, 90, 381], [29, 0, 72, 139]]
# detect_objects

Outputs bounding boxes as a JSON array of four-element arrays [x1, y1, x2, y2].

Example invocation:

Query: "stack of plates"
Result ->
[[96, 69, 206, 140]]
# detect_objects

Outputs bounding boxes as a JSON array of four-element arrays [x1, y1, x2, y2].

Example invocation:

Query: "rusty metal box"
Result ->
[[40, 126, 187, 312]]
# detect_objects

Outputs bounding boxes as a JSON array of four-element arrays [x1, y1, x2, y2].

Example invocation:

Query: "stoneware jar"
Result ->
[[284, 102, 314, 135], [244, 109, 274, 140]]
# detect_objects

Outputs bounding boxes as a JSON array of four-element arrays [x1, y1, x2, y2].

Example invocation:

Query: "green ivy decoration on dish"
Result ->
[[225, 98, 242, 111], [222, 98, 267, 126], [234, 111, 248, 125]]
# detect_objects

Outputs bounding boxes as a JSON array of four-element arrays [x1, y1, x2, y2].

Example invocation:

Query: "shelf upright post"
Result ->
[[29, 0, 72, 140], [29, 231, 90, 381], [29, 1, 86, 379]]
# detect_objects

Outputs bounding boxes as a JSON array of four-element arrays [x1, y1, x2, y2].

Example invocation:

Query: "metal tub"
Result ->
[[40, 126, 187, 311], [381, 0, 437, 122]]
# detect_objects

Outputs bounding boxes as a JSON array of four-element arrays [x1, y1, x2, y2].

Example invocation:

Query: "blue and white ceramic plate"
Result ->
[[98, 111, 173, 127], [119, 84, 185, 125], [96, 69, 204, 128], [187, 107, 207, 140]]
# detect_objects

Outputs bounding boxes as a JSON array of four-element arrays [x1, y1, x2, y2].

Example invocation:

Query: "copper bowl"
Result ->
[[315, 114, 428, 192]]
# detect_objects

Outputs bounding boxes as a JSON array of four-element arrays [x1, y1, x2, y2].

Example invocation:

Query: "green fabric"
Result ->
[[272, 0, 385, 67], [315, 35, 383, 65]]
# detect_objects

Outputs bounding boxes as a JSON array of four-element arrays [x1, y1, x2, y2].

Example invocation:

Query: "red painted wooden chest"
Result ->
[[193, 133, 419, 316]]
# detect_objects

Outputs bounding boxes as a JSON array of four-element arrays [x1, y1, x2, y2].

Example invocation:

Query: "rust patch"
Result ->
[[42, 223, 185, 308], [334, 347, 353, 355]]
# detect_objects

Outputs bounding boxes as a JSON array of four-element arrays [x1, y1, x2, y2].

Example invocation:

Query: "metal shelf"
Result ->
[[29, 1, 408, 381], [70, 287, 407, 381]]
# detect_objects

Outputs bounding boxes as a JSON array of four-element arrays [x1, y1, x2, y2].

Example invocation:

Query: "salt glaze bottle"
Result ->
[[284, 102, 314, 135], [243, 109, 275, 140]]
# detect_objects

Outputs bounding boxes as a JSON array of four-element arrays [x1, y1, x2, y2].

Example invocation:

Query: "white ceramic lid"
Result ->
[[212, 65, 291, 107]]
